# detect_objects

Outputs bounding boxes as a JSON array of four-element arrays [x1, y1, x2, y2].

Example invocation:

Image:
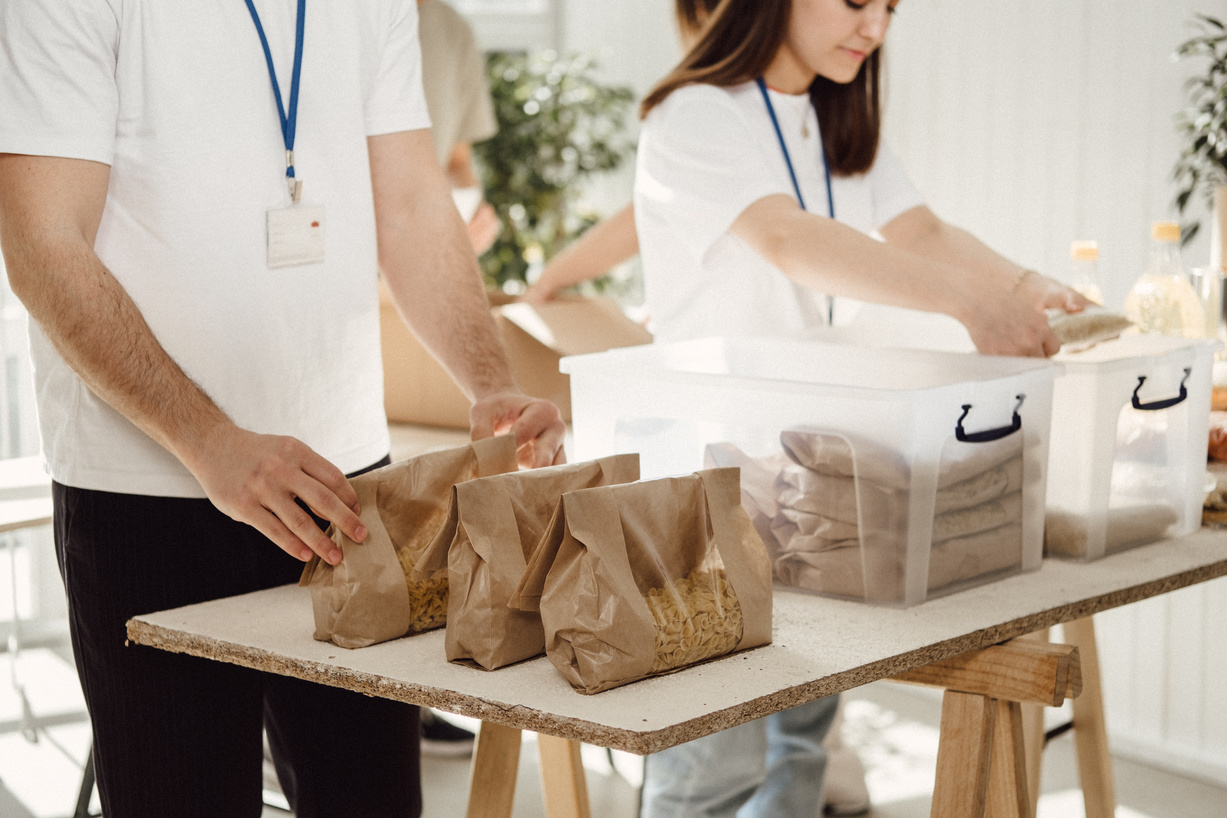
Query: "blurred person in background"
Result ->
[[419, 0, 502, 255]]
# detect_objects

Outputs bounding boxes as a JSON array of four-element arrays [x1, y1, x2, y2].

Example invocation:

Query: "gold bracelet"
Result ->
[[1012, 268, 1035, 293]]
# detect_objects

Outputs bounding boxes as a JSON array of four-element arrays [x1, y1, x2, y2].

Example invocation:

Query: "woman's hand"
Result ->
[[1015, 269, 1095, 315], [954, 270, 1093, 358]]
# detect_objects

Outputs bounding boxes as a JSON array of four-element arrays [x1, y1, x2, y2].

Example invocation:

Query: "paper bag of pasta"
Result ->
[[300, 435, 518, 648], [414, 454, 640, 670], [513, 468, 772, 694]]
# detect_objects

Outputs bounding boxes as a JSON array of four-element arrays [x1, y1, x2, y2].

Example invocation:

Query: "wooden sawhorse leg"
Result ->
[[892, 638, 1083, 818], [1020, 618, 1117, 818], [465, 721, 593, 818]]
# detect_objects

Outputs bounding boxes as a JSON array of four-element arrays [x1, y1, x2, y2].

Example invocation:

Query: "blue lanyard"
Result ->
[[756, 77, 836, 322], [756, 77, 834, 219], [245, 0, 306, 200]]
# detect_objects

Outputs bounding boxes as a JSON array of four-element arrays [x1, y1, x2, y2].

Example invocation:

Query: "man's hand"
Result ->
[[183, 424, 368, 565], [469, 391, 566, 468]]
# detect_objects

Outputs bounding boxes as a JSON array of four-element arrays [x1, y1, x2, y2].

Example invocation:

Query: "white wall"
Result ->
[[884, 0, 1222, 306]]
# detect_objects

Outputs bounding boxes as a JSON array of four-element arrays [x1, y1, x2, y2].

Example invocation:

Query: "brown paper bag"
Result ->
[[415, 454, 640, 670], [300, 435, 518, 648], [514, 468, 772, 694]]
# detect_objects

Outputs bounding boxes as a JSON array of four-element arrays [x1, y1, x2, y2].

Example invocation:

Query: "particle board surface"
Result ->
[[127, 529, 1227, 755]]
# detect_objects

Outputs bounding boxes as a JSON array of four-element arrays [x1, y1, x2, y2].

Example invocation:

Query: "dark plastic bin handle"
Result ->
[[955, 394, 1025, 443], [1132, 367, 1191, 411]]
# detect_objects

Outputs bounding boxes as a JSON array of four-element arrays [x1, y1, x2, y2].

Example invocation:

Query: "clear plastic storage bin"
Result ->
[[1045, 335, 1217, 561], [562, 338, 1058, 607]]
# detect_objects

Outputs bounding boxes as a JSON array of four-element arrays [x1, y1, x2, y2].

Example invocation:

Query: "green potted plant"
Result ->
[[473, 50, 636, 292], [1172, 13, 1227, 254]]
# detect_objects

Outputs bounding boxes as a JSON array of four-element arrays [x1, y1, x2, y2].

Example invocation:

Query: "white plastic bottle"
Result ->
[[1122, 221, 1206, 337], [1068, 240, 1103, 305]]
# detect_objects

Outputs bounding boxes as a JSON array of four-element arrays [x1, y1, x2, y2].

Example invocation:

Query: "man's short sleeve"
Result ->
[[636, 86, 791, 261], [364, 0, 431, 137], [0, 0, 119, 163]]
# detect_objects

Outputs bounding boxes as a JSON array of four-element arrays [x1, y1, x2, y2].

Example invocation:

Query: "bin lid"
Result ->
[[1054, 334, 1219, 368], [561, 336, 1056, 394]]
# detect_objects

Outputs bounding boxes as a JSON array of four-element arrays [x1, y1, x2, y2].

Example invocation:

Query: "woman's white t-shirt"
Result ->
[[634, 81, 925, 344]]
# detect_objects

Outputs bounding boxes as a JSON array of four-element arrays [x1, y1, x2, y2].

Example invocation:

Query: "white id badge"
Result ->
[[266, 206, 325, 269]]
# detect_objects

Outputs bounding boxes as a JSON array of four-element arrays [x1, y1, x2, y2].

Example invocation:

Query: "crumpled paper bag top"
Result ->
[[300, 434, 517, 648], [414, 453, 640, 670]]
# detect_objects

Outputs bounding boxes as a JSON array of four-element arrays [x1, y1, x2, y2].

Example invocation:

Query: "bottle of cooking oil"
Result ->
[[1068, 240, 1103, 304], [1122, 221, 1206, 337]]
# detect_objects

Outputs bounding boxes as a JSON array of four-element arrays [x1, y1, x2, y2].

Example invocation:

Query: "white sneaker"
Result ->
[[823, 743, 871, 816]]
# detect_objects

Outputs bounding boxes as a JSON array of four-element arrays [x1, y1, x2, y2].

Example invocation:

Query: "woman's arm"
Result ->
[[730, 195, 1068, 357], [523, 204, 639, 304], [880, 205, 1088, 314]]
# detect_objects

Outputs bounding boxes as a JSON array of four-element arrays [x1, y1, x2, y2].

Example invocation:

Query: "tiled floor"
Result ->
[[3, 642, 1226, 818]]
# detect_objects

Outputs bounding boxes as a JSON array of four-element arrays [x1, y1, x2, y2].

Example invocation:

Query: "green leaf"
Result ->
[[472, 51, 636, 289]]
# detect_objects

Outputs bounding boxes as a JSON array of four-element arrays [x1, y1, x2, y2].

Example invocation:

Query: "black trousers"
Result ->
[[53, 458, 421, 818]]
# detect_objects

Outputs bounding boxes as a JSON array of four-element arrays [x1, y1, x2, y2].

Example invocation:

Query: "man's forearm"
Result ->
[[0, 154, 231, 467], [371, 130, 518, 403], [0, 153, 366, 560]]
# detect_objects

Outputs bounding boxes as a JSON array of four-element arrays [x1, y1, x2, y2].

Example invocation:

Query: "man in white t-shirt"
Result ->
[[0, 2, 564, 815]]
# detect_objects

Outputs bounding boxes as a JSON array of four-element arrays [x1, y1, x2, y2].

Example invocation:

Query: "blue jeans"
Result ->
[[641, 694, 840, 818]]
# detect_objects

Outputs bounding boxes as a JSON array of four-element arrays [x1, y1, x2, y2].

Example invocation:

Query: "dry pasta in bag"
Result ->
[[414, 454, 639, 670], [300, 435, 518, 648], [512, 468, 772, 694]]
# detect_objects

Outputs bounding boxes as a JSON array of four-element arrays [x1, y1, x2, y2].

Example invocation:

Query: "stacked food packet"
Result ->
[[708, 425, 1031, 601]]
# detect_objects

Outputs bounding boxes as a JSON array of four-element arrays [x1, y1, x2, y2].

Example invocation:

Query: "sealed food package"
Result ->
[[300, 435, 518, 648], [711, 424, 1031, 602], [414, 454, 640, 670], [777, 427, 1026, 599], [513, 467, 772, 694], [1047, 307, 1133, 352]]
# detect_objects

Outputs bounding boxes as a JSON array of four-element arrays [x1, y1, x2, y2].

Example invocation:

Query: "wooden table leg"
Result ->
[[466, 721, 523, 818], [537, 735, 592, 818], [1064, 617, 1116, 818], [932, 690, 997, 818], [987, 700, 1030, 818], [1018, 629, 1049, 818]]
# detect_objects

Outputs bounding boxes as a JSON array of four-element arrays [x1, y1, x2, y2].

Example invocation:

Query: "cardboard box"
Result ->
[[380, 282, 652, 428]]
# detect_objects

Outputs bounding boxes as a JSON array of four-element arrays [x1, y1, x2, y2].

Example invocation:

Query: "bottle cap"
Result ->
[[1070, 240, 1098, 261], [1152, 221, 1181, 243]]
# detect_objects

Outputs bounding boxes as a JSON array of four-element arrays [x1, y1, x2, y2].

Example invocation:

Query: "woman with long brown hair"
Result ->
[[635, 0, 1085, 354], [635, 1, 1087, 816]]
